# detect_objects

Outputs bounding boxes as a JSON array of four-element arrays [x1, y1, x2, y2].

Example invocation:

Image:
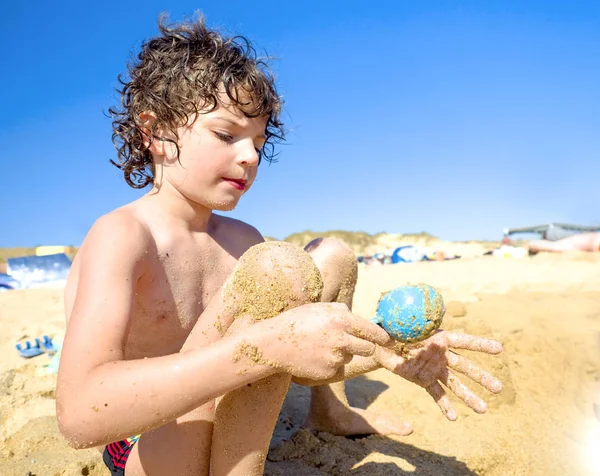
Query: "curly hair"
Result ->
[[108, 14, 284, 188]]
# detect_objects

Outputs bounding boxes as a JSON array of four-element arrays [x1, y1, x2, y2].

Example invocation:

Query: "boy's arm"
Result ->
[[56, 213, 281, 448], [57, 215, 390, 448], [293, 332, 503, 420], [292, 355, 379, 386]]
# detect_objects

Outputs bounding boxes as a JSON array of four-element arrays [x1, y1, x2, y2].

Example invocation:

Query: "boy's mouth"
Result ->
[[223, 178, 247, 191]]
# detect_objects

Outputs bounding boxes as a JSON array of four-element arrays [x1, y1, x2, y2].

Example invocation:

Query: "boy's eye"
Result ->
[[214, 131, 233, 143]]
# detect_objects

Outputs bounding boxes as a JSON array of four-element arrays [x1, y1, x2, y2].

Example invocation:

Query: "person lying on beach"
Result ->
[[527, 232, 600, 254], [56, 15, 504, 476]]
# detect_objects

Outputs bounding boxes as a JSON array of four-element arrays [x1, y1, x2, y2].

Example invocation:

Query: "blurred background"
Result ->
[[1, 0, 599, 247]]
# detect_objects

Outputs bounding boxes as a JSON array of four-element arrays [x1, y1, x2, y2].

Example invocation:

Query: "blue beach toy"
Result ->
[[16, 335, 55, 359], [371, 284, 445, 343]]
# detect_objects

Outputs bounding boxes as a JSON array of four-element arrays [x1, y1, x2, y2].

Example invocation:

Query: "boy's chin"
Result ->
[[210, 200, 239, 212], [193, 193, 242, 212]]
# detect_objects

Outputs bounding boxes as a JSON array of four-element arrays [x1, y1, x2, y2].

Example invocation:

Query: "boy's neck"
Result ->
[[146, 183, 214, 233]]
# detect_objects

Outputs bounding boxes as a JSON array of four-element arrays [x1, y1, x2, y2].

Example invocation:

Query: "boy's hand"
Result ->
[[262, 302, 393, 381], [376, 330, 503, 420]]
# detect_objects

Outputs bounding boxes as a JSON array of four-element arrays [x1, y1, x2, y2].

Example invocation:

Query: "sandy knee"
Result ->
[[223, 241, 323, 322], [304, 238, 358, 304]]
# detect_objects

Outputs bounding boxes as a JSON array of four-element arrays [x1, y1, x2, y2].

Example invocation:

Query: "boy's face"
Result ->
[[157, 97, 268, 212]]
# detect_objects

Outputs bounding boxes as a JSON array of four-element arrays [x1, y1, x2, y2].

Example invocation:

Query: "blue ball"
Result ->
[[374, 284, 445, 343]]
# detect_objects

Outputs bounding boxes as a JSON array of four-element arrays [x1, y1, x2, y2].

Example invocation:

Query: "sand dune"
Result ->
[[1, 248, 600, 475]]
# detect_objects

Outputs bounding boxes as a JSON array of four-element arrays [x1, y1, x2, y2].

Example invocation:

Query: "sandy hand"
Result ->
[[262, 302, 393, 381], [376, 330, 503, 420]]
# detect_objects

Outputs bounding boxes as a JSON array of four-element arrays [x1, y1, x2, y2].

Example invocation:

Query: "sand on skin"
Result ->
[[1, 249, 600, 475]]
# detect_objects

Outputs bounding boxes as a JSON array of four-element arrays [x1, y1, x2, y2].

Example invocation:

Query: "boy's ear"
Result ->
[[138, 111, 168, 157]]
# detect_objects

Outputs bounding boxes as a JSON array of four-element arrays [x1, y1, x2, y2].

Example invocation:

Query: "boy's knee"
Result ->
[[305, 238, 355, 267], [304, 238, 358, 305], [223, 241, 323, 321]]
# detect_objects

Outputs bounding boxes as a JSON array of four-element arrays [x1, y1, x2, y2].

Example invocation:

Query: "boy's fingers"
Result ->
[[442, 369, 488, 414], [446, 351, 503, 393], [344, 315, 393, 346], [425, 381, 457, 421], [444, 332, 503, 354], [342, 335, 378, 357]]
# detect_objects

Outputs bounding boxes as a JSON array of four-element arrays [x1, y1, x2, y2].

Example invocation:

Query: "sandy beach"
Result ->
[[1, 246, 600, 475]]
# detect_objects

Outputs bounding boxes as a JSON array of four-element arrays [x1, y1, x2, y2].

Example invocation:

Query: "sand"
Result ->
[[1, 249, 600, 475]]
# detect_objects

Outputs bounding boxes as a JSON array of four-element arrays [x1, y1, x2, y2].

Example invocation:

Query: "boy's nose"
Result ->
[[237, 140, 260, 166]]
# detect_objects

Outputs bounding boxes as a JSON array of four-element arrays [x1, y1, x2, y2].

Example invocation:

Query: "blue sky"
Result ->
[[1, 1, 599, 246]]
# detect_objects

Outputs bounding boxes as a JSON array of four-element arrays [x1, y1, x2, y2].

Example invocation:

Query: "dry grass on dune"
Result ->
[[0, 229, 429, 264], [0, 230, 503, 265], [266, 230, 441, 256]]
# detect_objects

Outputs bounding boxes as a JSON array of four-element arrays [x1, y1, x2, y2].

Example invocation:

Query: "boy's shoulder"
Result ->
[[95, 205, 150, 234], [211, 214, 264, 250], [66, 206, 154, 307], [82, 206, 154, 259]]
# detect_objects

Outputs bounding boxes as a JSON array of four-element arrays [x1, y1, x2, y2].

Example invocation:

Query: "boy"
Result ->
[[57, 15, 503, 476]]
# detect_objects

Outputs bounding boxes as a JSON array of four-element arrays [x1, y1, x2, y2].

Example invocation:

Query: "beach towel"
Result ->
[[7, 253, 71, 289], [391, 246, 425, 264]]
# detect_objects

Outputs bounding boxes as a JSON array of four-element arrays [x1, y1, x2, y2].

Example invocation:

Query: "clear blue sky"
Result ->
[[1, 0, 599, 246]]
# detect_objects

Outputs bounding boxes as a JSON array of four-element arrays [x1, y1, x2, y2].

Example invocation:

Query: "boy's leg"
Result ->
[[303, 238, 412, 436], [125, 242, 322, 476], [124, 407, 215, 476], [210, 241, 324, 475]]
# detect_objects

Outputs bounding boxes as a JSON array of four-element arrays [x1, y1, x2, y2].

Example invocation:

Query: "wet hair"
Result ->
[[108, 14, 284, 188]]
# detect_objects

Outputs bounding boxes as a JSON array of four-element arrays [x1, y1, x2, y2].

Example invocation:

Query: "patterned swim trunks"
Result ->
[[103, 435, 140, 475]]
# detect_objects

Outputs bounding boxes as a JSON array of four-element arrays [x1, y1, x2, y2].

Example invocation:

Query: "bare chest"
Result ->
[[126, 245, 237, 358]]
